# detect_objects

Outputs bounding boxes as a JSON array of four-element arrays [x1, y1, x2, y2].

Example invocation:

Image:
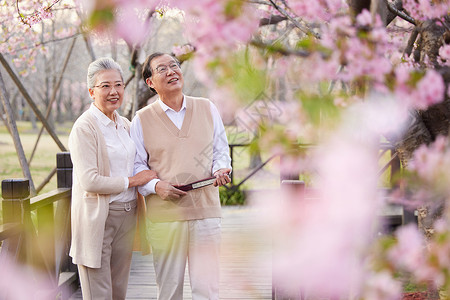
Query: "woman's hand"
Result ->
[[128, 170, 158, 188]]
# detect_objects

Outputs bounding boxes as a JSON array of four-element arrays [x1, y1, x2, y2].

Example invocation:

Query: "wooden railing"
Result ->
[[0, 152, 77, 299]]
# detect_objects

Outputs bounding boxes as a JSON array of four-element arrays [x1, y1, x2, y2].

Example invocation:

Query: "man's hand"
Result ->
[[213, 168, 231, 187], [155, 180, 187, 200]]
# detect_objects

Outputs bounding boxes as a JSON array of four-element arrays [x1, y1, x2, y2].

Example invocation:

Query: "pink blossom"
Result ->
[[289, 0, 346, 22], [0, 254, 57, 300], [409, 135, 450, 190], [356, 9, 372, 27], [268, 102, 385, 298], [208, 87, 240, 125], [388, 224, 426, 271], [113, 1, 153, 46], [394, 69, 445, 110], [172, 44, 195, 57], [168, 0, 259, 70], [403, 0, 450, 20], [362, 271, 402, 300], [415, 69, 445, 108], [439, 44, 450, 66]]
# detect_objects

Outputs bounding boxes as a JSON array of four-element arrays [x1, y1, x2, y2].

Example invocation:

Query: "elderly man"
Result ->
[[130, 52, 231, 300]]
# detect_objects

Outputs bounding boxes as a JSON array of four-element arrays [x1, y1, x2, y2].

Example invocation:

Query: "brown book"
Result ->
[[173, 176, 216, 191]]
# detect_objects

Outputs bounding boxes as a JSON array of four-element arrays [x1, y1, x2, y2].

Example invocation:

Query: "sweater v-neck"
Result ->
[[154, 97, 193, 138]]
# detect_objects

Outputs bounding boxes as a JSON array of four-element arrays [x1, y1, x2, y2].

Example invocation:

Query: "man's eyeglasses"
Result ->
[[153, 63, 180, 75], [94, 82, 125, 92]]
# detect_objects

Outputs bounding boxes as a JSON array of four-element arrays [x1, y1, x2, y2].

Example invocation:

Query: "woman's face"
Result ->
[[89, 69, 124, 119]]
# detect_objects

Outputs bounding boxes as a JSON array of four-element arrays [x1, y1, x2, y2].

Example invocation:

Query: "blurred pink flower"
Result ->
[[362, 271, 402, 300], [0, 254, 56, 300], [113, 1, 153, 46], [394, 69, 445, 110], [289, 0, 346, 22], [356, 9, 372, 27], [172, 44, 195, 57], [388, 224, 426, 271], [271, 129, 381, 298], [403, 0, 450, 20], [388, 220, 450, 287], [415, 69, 445, 108], [439, 45, 450, 62]]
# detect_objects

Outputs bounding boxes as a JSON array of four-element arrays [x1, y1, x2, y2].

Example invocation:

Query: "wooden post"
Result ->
[[54, 152, 75, 274], [56, 152, 73, 189], [54, 152, 78, 299], [1, 179, 31, 263], [2, 179, 30, 224]]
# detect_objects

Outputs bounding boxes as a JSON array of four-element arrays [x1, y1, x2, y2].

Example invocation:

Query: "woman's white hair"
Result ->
[[87, 57, 124, 89]]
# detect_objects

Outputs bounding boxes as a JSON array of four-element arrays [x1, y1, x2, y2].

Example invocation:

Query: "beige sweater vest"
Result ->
[[137, 96, 221, 222]]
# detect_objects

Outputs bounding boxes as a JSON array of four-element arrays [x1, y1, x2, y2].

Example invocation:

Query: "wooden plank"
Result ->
[[30, 188, 71, 210]]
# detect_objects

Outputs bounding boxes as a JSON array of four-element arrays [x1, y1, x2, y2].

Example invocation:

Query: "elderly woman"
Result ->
[[68, 57, 156, 300]]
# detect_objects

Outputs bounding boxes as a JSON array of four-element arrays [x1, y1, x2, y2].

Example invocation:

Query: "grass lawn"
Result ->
[[0, 121, 71, 196]]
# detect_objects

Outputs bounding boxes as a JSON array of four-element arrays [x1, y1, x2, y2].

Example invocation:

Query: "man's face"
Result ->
[[146, 54, 184, 94]]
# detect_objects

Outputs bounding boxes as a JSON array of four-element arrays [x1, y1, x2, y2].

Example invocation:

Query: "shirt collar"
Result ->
[[89, 103, 121, 127], [158, 95, 186, 113]]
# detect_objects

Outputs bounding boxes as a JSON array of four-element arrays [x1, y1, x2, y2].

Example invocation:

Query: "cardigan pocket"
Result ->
[[83, 192, 97, 198]]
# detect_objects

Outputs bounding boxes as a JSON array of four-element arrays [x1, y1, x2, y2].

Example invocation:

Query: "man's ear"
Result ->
[[146, 78, 154, 89]]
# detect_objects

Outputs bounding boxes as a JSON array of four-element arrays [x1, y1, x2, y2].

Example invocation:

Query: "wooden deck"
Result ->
[[69, 205, 273, 299]]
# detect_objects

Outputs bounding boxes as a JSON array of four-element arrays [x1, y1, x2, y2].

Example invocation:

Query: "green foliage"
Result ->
[[212, 49, 267, 104], [219, 186, 246, 206], [296, 35, 332, 57], [407, 70, 426, 87], [87, 8, 115, 29], [231, 53, 267, 104], [265, 41, 289, 55], [297, 91, 340, 127], [224, 0, 244, 18], [402, 280, 428, 292]]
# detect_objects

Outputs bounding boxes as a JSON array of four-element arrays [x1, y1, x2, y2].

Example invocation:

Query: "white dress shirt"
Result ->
[[130, 96, 231, 196], [90, 104, 136, 203]]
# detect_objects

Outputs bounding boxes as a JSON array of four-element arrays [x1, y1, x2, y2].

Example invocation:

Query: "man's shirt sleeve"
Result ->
[[130, 115, 160, 196], [210, 102, 232, 174]]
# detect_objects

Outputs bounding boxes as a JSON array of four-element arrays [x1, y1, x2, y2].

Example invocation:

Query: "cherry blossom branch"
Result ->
[[246, 0, 272, 6], [250, 40, 313, 57], [436, 18, 450, 32], [16, 0, 62, 27], [404, 27, 419, 57], [266, 0, 321, 39], [13, 33, 81, 53], [259, 15, 288, 26], [384, 0, 416, 25]]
